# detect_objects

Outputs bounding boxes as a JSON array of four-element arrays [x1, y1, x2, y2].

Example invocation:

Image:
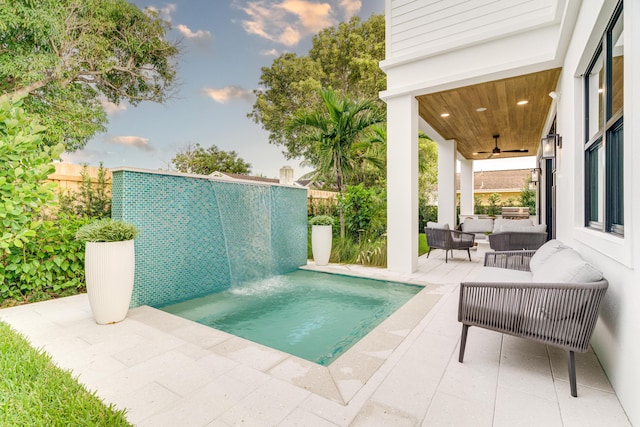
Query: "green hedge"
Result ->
[[1, 216, 91, 304]]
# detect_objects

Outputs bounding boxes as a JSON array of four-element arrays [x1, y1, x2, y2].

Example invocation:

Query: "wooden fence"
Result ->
[[307, 189, 338, 216], [46, 164, 336, 214], [46, 163, 112, 193]]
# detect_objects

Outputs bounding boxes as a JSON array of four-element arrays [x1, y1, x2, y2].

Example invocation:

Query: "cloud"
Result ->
[[101, 99, 127, 116], [109, 136, 154, 152], [203, 86, 254, 104], [237, 0, 337, 46], [145, 3, 176, 21], [280, 1, 333, 33], [176, 24, 212, 45], [339, 0, 361, 18], [260, 48, 279, 56]]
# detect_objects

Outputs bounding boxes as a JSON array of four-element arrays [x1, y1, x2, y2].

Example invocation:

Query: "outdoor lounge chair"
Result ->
[[488, 231, 548, 251], [458, 247, 608, 397], [425, 226, 475, 263]]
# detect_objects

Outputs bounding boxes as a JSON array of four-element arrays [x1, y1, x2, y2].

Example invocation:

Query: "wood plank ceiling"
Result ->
[[416, 68, 561, 160]]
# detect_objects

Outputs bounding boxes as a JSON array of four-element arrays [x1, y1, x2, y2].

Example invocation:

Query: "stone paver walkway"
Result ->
[[0, 249, 631, 426]]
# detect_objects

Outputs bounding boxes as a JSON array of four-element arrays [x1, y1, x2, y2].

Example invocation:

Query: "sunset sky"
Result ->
[[62, 0, 385, 179]]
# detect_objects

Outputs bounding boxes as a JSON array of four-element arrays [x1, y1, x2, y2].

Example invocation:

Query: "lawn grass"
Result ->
[[0, 321, 132, 426], [419, 233, 429, 256]]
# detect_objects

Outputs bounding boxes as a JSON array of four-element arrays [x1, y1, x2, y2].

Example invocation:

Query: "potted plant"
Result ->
[[76, 219, 139, 324], [309, 215, 334, 266]]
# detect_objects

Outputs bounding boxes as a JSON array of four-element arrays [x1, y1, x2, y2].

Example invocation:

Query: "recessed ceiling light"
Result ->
[[517, 100, 529, 105], [440, 113, 450, 117], [476, 107, 487, 112]]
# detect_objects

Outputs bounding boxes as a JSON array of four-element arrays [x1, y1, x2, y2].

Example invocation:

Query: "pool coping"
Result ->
[[131, 267, 445, 405]]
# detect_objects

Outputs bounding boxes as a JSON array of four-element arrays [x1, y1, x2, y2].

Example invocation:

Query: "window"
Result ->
[[584, 1, 623, 236]]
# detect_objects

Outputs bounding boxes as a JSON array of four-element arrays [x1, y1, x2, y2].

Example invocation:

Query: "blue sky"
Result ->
[[61, 0, 385, 179]]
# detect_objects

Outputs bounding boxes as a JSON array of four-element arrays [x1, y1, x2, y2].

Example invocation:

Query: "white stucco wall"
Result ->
[[553, 1, 639, 424], [387, 95, 418, 273]]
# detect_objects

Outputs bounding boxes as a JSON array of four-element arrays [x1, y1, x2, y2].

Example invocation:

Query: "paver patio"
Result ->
[[0, 249, 631, 426]]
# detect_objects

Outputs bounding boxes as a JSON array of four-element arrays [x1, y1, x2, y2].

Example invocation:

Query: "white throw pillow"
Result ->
[[426, 222, 449, 229], [532, 248, 604, 283], [529, 239, 566, 273]]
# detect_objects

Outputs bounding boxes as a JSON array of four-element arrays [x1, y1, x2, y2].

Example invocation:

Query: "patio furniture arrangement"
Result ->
[[458, 240, 608, 397], [424, 226, 475, 263], [460, 217, 543, 241], [488, 231, 548, 251]]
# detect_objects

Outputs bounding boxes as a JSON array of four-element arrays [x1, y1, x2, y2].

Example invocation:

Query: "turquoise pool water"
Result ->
[[159, 270, 422, 365]]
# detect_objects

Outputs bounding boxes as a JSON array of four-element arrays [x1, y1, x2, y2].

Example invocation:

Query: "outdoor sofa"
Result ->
[[458, 240, 608, 397]]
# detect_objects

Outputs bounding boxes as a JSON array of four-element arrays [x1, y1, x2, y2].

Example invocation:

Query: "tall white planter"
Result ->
[[311, 225, 332, 266], [85, 240, 135, 324]]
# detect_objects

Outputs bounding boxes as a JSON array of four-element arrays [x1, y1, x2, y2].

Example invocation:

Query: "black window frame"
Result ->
[[584, 1, 623, 236]]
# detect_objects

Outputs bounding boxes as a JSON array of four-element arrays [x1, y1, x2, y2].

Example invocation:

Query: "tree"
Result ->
[[0, 96, 64, 288], [520, 179, 537, 212], [171, 143, 252, 175], [249, 14, 385, 160], [289, 88, 384, 237], [0, 0, 179, 151], [418, 132, 438, 199]]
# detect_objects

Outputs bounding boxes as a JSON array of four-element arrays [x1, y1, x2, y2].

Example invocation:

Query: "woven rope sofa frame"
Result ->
[[424, 227, 475, 263], [488, 231, 548, 251], [458, 250, 608, 397]]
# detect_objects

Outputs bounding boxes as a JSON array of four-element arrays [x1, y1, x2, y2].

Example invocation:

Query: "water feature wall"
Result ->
[[111, 168, 308, 307]]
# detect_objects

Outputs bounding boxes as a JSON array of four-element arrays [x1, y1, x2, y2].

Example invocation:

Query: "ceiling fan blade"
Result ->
[[502, 149, 529, 153]]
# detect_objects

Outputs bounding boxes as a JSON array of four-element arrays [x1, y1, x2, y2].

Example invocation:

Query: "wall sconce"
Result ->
[[541, 134, 561, 159], [530, 168, 541, 183]]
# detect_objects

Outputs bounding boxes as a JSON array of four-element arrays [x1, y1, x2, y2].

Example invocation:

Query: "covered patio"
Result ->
[[0, 251, 629, 426]]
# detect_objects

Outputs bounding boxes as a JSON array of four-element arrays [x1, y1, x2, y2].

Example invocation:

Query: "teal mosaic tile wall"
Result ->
[[270, 186, 309, 274], [111, 169, 307, 307]]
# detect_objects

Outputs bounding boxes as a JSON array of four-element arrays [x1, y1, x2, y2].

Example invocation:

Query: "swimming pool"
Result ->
[[159, 270, 422, 365]]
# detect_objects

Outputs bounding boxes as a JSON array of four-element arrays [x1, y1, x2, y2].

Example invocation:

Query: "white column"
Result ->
[[459, 157, 474, 217], [437, 139, 457, 227], [387, 95, 418, 273]]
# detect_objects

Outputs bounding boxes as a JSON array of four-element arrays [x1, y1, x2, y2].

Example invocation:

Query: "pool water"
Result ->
[[159, 270, 422, 365]]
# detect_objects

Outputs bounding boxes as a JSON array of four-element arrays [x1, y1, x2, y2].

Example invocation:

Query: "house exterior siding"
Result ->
[[388, 0, 558, 59], [382, 0, 639, 424]]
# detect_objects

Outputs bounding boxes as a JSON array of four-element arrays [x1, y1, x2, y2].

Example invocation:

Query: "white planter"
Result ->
[[311, 225, 332, 266], [85, 240, 135, 324]]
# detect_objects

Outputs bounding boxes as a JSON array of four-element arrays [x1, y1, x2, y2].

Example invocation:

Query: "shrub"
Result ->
[[1, 216, 91, 304], [308, 215, 335, 226], [0, 96, 64, 289], [58, 163, 111, 219], [75, 219, 139, 242], [338, 184, 386, 240], [0, 96, 63, 254]]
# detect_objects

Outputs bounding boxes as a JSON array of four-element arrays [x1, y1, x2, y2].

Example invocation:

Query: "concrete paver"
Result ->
[[0, 249, 630, 426]]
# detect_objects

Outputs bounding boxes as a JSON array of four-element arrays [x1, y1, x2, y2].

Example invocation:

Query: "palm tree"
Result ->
[[289, 88, 384, 237]]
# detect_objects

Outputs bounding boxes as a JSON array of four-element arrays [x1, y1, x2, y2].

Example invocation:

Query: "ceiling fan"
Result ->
[[474, 134, 529, 157]]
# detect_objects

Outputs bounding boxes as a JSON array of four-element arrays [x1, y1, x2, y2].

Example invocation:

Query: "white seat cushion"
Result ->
[[493, 218, 533, 233], [499, 224, 547, 233], [532, 248, 603, 283], [462, 218, 493, 233], [426, 222, 449, 229]]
